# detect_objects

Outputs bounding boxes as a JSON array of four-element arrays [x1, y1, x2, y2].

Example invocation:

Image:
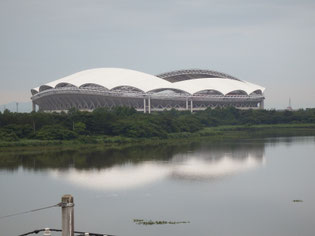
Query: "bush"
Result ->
[[3, 124, 34, 138], [0, 129, 19, 141], [77, 135, 98, 144], [74, 122, 87, 135], [36, 125, 78, 140]]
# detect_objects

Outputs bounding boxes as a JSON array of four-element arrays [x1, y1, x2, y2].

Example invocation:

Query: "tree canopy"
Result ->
[[0, 107, 315, 141]]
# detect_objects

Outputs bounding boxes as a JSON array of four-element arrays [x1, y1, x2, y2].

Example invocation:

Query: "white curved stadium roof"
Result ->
[[32, 68, 265, 96]]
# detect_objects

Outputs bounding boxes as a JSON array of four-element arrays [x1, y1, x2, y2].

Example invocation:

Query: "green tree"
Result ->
[[74, 122, 87, 135]]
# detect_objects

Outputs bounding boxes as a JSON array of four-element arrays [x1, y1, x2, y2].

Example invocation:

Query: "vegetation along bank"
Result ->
[[0, 107, 315, 147]]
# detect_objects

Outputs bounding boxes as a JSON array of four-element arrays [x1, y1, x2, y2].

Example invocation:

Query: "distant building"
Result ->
[[286, 98, 293, 111], [31, 68, 265, 112]]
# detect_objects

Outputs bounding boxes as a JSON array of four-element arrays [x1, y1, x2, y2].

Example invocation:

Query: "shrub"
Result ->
[[0, 129, 19, 141], [36, 125, 77, 140]]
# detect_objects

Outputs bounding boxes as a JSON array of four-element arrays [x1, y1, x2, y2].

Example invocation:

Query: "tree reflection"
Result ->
[[43, 140, 267, 190], [0, 140, 265, 172]]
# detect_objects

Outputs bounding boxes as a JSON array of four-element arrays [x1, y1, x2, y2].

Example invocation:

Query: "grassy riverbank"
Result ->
[[1, 107, 315, 151], [1, 123, 315, 150], [0, 123, 314, 171]]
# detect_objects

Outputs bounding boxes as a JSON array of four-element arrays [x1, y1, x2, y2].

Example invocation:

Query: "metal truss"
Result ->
[[32, 87, 265, 113], [156, 69, 240, 82]]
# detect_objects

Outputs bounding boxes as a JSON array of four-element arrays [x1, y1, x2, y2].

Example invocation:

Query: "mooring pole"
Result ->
[[61, 194, 74, 236]]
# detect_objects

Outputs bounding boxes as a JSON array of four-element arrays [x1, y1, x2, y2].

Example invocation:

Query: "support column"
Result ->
[[148, 96, 151, 114], [61, 194, 74, 236], [186, 97, 189, 110], [190, 100, 193, 113], [143, 98, 146, 113], [259, 100, 264, 109], [32, 101, 36, 112]]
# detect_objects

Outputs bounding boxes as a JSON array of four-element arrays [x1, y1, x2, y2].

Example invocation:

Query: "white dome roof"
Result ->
[[32, 68, 265, 96]]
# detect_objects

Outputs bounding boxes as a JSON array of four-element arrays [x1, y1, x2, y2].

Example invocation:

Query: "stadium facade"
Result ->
[[31, 68, 265, 113]]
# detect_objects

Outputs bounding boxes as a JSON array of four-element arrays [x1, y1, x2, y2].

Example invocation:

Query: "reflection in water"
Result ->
[[172, 156, 264, 180], [0, 138, 266, 171], [50, 154, 265, 190], [0, 138, 268, 190], [2, 136, 315, 236], [50, 163, 170, 190]]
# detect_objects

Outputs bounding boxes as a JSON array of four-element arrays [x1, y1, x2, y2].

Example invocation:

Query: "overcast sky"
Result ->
[[0, 0, 314, 109]]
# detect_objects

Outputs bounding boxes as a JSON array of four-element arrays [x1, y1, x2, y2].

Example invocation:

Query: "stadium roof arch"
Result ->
[[156, 69, 241, 82], [32, 68, 265, 96]]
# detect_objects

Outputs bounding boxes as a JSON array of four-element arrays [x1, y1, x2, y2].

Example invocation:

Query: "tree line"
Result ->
[[0, 107, 315, 141]]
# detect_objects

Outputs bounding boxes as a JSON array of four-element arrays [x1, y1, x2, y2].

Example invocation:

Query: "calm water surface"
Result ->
[[0, 136, 315, 236]]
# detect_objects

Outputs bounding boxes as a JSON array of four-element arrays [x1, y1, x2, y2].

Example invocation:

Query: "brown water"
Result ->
[[0, 136, 315, 236]]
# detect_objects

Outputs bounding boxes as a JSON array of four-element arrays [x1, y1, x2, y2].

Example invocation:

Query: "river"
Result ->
[[0, 136, 315, 236]]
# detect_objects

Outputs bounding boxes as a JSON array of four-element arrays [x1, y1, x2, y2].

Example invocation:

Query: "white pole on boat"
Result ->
[[61, 194, 74, 236]]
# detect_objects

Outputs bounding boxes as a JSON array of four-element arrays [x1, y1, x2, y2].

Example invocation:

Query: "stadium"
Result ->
[[31, 68, 265, 113]]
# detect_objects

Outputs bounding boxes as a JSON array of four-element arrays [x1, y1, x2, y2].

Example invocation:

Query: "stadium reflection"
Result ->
[[49, 143, 265, 190]]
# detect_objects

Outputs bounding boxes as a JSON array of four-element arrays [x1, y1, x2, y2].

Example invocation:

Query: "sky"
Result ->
[[0, 0, 314, 109]]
